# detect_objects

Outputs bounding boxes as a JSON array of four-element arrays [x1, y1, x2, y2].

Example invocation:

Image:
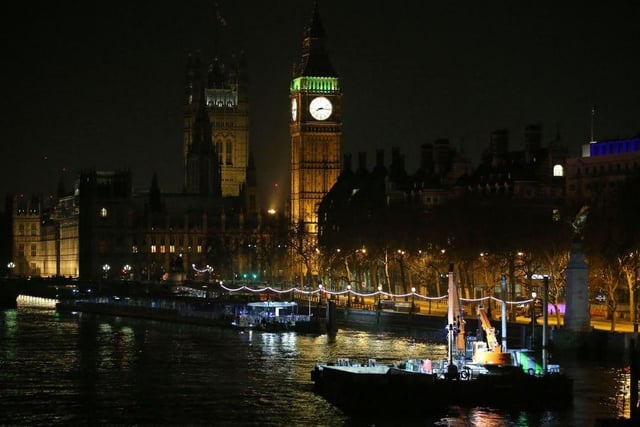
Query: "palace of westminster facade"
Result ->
[[2, 5, 640, 284], [1, 5, 337, 283]]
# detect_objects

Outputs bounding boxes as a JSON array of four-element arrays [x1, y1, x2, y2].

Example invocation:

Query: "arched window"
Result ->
[[553, 164, 564, 177], [226, 140, 233, 165]]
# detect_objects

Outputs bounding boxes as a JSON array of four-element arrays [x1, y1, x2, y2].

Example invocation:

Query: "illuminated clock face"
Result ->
[[291, 98, 297, 121], [309, 96, 332, 120]]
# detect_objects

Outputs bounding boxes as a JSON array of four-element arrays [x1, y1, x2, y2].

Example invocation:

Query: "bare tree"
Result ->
[[288, 220, 319, 288]]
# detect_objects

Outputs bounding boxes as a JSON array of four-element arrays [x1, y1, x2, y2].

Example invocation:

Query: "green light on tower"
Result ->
[[290, 76, 340, 93]]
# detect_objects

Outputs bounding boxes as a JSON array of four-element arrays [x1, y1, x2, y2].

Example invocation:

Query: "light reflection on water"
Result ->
[[0, 307, 632, 426]]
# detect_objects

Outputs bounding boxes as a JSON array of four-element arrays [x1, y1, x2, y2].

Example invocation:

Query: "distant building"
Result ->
[[6, 168, 285, 283], [77, 170, 134, 280], [318, 140, 471, 249], [565, 137, 640, 208], [318, 124, 568, 248], [466, 125, 567, 204]]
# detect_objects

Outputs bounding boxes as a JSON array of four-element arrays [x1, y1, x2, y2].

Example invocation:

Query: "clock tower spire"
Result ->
[[290, 2, 342, 234]]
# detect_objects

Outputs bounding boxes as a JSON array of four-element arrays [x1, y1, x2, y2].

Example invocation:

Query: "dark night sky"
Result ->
[[2, 1, 639, 210]]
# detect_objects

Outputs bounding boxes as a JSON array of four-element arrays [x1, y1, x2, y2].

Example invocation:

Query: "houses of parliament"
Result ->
[[2, 4, 640, 286], [0, 4, 340, 284]]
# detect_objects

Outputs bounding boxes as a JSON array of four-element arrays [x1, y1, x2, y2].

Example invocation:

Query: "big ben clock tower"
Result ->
[[290, 2, 342, 234]]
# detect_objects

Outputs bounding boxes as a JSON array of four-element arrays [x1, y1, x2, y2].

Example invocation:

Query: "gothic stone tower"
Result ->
[[184, 69, 221, 196], [290, 3, 342, 233], [183, 52, 249, 197]]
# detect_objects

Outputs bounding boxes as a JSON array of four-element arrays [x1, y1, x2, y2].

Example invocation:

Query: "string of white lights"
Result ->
[[191, 264, 213, 274], [218, 284, 534, 304]]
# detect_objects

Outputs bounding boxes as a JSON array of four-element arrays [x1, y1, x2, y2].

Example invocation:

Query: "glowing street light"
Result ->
[[102, 264, 111, 279], [347, 284, 351, 307], [7, 261, 15, 277]]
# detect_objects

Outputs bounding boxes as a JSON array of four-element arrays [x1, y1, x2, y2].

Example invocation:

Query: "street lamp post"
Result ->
[[542, 276, 549, 373], [531, 291, 537, 350], [7, 261, 15, 277], [501, 274, 507, 352], [634, 253, 638, 339], [123, 264, 131, 280], [347, 284, 351, 307], [398, 250, 406, 295], [101, 264, 111, 293], [102, 264, 110, 279], [633, 252, 640, 427], [411, 287, 416, 314], [377, 285, 382, 311]]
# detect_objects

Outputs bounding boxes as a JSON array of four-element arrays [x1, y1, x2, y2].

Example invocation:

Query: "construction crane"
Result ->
[[472, 304, 512, 365]]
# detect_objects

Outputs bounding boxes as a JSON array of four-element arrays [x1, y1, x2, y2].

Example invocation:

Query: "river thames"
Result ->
[[0, 305, 633, 426]]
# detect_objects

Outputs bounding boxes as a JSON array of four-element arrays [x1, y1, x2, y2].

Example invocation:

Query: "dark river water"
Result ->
[[0, 306, 633, 426]]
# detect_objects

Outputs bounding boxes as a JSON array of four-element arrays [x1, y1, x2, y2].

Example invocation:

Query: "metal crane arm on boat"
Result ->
[[478, 305, 501, 352]]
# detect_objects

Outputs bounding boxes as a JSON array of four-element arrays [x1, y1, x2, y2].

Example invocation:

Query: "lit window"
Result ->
[[132, 245, 138, 253], [151, 245, 157, 253], [160, 245, 166, 254], [197, 245, 202, 253], [553, 165, 564, 177], [226, 141, 232, 165], [100, 207, 108, 217], [216, 141, 223, 164], [170, 245, 175, 253]]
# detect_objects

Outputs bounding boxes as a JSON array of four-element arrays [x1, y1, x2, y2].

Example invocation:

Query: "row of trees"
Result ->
[[188, 172, 639, 332], [309, 195, 572, 322], [583, 172, 640, 331], [287, 172, 640, 330]]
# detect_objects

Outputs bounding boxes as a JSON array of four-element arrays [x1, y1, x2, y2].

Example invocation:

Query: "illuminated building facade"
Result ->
[[11, 195, 44, 276], [290, 4, 342, 234], [8, 193, 79, 278], [49, 194, 80, 277], [5, 168, 277, 282], [183, 52, 250, 198]]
